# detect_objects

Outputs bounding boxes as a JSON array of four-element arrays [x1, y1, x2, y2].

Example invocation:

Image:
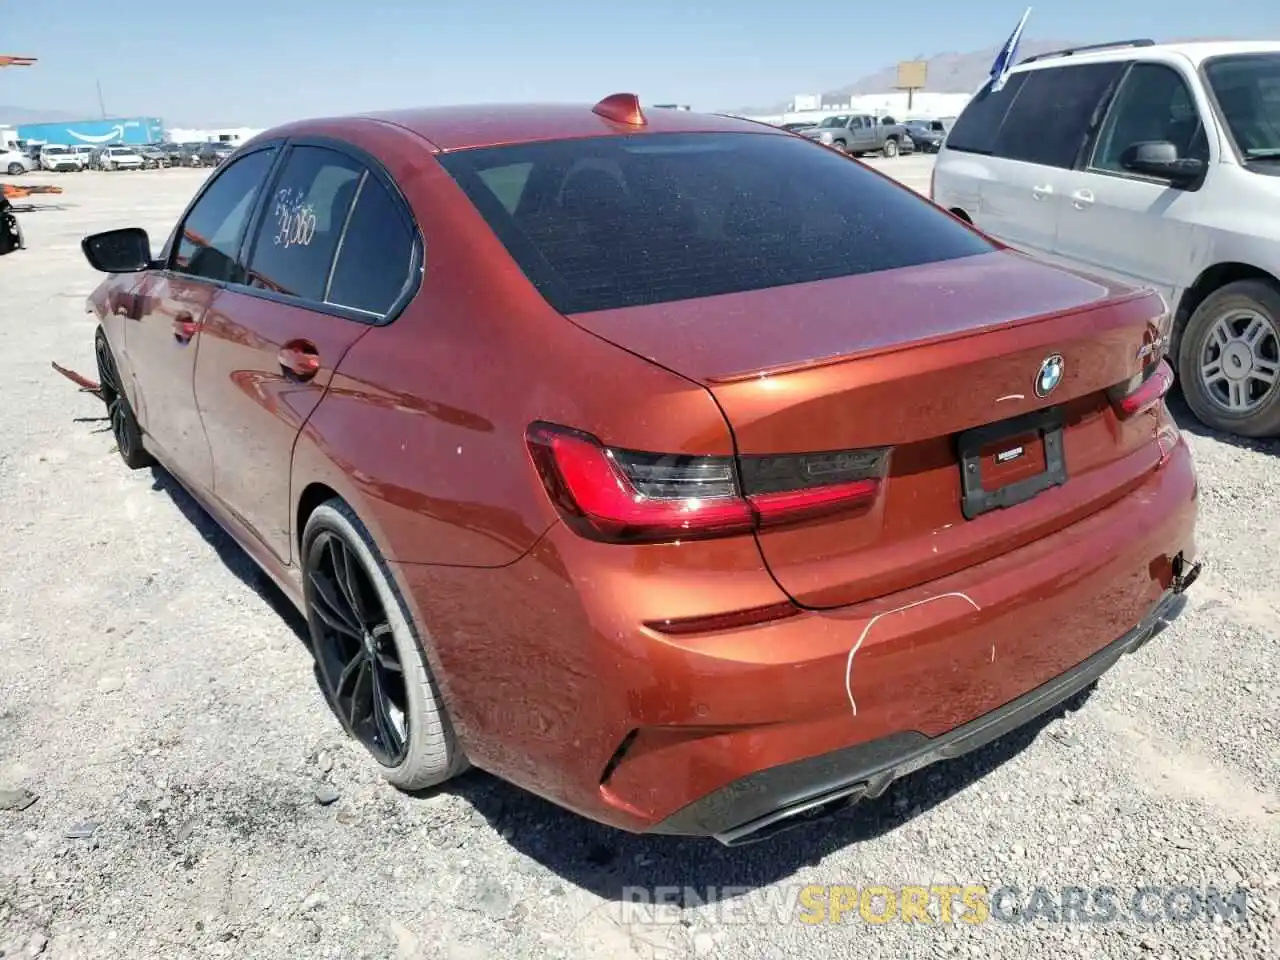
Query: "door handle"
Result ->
[[1031, 184, 1054, 200], [172, 313, 198, 343], [1071, 188, 1095, 208], [278, 340, 321, 381]]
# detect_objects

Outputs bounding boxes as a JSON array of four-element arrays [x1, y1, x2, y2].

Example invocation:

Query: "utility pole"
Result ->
[[96, 80, 107, 118]]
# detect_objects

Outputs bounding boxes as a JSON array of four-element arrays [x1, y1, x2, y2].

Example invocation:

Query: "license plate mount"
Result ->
[[957, 406, 1067, 521]]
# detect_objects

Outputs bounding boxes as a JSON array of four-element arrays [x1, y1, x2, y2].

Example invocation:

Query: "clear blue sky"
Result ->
[[4, 0, 1276, 126]]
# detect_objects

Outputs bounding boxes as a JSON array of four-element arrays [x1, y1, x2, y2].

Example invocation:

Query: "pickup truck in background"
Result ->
[[801, 114, 911, 157]]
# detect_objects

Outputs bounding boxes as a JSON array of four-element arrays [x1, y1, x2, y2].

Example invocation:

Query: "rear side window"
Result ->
[[438, 132, 994, 314], [244, 145, 362, 302], [945, 73, 1028, 154], [993, 62, 1126, 168], [326, 176, 416, 316]]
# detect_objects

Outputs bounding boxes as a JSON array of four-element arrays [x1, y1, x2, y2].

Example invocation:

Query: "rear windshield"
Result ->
[[438, 132, 994, 314]]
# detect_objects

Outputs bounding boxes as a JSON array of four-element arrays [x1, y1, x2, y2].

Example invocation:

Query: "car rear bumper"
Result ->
[[392, 432, 1198, 838], [652, 580, 1193, 844]]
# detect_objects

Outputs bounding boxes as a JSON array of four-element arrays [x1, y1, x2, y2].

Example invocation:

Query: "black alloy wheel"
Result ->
[[306, 530, 411, 767], [94, 329, 151, 469]]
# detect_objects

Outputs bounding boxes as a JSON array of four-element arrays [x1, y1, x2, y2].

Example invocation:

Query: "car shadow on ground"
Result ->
[[1168, 388, 1280, 456], [135, 451, 1113, 902], [146, 465, 310, 646], [443, 683, 1096, 902], [132, 443, 1144, 902]]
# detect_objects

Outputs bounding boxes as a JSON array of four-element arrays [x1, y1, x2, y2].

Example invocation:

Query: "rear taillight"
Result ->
[[525, 422, 889, 544], [1108, 358, 1174, 419]]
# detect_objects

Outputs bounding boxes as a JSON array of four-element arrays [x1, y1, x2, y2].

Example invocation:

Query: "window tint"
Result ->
[[1092, 64, 1208, 173], [1204, 53, 1280, 157], [438, 132, 995, 315], [326, 177, 416, 316], [478, 162, 533, 213], [945, 74, 1027, 154], [994, 62, 1126, 168], [244, 146, 362, 301], [173, 148, 275, 283]]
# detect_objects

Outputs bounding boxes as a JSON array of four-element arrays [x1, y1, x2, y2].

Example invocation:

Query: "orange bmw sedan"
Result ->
[[71, 94, 1200, 844]]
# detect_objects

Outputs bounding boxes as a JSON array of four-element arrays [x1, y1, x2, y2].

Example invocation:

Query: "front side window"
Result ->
[[172, 148, 276, 283], [243, 146, 362, 302], [1091, 63, 1208, 174], [439, 131, 995, 315], [994, 61, 1127, 168], [1204, 53, 1280, 163]]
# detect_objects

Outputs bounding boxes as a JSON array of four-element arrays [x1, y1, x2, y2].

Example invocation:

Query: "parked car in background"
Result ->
[[933, 39, 1280, 438], [100, 146, 145, 171], [70, 94, 1199, 844], [40, 144, 81, 172], [196, 141, 236, 167], [1, 148, 35, 175], [903, 118, 947, 153], [779, 121, 817, 133], [174, 143, 204, 167], [69, 144, 96, 168], [138, 144, 171, 169], [152, 142, 187, 167], [802, 113, 911, 157]]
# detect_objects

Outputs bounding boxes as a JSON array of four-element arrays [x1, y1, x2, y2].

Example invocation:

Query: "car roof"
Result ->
[[1013, 39, 1280, 75], [266, 100, 785, 153]]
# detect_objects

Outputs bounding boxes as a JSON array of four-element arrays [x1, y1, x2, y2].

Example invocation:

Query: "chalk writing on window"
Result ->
[[272, 187, 317, 249]]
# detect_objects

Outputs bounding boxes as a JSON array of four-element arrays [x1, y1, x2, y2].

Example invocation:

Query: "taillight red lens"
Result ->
[[1108, 358, 1174, 419], [526, 422, 889, 544]]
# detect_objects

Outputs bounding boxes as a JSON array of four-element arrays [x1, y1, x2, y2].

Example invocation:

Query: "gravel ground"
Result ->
[[1, 161, 1278, 960]]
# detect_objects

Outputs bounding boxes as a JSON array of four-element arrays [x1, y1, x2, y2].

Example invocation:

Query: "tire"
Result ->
[[1176, 278, 1280, 438], [829, 140, 848, 154], [5, 163, 21, 175], [302, 500, 468, 790], [882, 138, 899, 158], [94, 327, 153, 469]]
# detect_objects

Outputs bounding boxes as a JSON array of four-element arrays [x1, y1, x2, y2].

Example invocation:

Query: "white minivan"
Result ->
[[932, 40, 1280, 439]]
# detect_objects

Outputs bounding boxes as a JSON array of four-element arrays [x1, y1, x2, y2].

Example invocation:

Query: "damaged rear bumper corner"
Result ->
[[648, 569, 1199, 846]]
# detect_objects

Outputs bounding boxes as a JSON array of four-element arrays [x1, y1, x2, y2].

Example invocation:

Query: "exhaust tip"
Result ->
[[714, 783, 867, 846]]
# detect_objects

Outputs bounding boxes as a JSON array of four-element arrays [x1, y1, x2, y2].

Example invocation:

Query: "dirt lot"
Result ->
[[1, 162, 1278, 960]]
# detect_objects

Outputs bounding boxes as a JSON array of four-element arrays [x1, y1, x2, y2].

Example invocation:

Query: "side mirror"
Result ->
[[81, 227, 154, 273], [1120, 140, 1206, 187]]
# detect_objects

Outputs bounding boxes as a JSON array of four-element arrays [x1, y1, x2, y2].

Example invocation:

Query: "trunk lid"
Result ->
[[568, 250, 1168, 609]]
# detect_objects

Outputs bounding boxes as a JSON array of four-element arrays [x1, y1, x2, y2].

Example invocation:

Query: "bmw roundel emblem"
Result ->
[[1035, 354, 1065, 398]]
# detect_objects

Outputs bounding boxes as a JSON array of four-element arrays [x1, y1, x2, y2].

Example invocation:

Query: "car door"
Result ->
[[850, 116, 876, 153], [192, 141, 418, 563], [1052, 61, 1215, 308], [975, 62, 1126, 260], [120, 145, 279, 489]]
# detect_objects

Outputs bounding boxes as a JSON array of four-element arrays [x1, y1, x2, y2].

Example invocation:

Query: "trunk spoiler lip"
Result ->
[[699, 287, 1162, 385]]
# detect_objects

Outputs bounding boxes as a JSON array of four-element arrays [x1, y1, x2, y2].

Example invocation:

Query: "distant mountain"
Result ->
[[0, 105, 84, 126], [834, 39, 1079, 97], [729, 37, 1232, 114]]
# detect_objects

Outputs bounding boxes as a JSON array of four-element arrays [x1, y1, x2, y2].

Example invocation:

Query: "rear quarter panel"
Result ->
[[290, 120, 735, 569]]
